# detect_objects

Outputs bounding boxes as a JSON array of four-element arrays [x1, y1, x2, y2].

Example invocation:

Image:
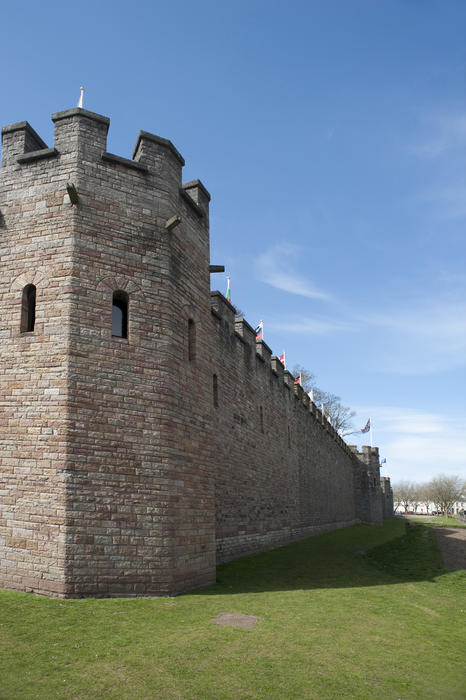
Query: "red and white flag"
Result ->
[[361, 418, 371, 433]]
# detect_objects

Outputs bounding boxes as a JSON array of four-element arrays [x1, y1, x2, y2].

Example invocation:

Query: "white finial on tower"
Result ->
[[77, 86, 84, 109]]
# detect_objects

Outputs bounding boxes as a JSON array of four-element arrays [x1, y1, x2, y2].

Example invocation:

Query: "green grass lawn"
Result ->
[[1, 520, 464, 700]]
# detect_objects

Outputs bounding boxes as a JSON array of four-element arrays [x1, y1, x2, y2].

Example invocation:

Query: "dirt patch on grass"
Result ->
[[433, 527, 466, 570], [211, 612, 262, 629]]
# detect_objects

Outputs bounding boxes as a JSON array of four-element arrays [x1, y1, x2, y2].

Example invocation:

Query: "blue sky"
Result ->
[[1, 0, 465, 483]]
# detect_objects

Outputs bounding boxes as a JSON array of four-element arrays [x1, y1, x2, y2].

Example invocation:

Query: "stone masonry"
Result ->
[[0, 107, 393, 597]]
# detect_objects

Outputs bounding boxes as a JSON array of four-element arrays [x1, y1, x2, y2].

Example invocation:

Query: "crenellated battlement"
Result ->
[[1, 108, 210, 234], [209, 289, 378, 465], [1, 121, 49, 167]]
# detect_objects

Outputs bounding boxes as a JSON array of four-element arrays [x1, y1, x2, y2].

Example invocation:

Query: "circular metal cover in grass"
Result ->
[[211, 612, 261, 628]]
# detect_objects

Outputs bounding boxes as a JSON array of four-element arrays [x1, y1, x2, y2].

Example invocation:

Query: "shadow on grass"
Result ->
[[195, 520, 458, 596]]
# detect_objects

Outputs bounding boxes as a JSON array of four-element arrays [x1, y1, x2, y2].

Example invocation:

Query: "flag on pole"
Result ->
[[380, 458, 387, 464], [279, 351, 286, 368], [226, 276, 231, 302], [361, 418, 371, 433], [255, 321, 263, 341], [294, 372, 302, 385]]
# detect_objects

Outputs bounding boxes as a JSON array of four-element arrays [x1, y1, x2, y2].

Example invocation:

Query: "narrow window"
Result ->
[[287, 425, 291, 448], [213, 374, 219, 407], [260, 405, 264, 434], [21, 284, 36, 333], [112, 290, 128, 338], [188, 319, 196, 361]]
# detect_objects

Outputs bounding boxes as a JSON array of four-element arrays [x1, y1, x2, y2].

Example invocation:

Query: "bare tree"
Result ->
[[392, 491, 403, 513], [292, 365, 317, 393], [418, 483, 433, 514], [427, 475, 465, 515], [292, 364, 356, 434], [410, 483, 422, 513], [321, 393, 356, 435], [392, 481, 415, 513]]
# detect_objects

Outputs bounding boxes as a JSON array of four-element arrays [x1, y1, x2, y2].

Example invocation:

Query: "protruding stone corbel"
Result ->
[[66, 182, 79, 205], [209, 265, 225, 273], [165, 215, 181, 231]]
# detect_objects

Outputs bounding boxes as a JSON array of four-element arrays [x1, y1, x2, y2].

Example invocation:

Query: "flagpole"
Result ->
[[370, 417, 373, 448]]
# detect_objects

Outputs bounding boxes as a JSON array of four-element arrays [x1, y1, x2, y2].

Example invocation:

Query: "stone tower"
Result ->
[[349, 445, 384, 524], [0, 108, 216, 596]]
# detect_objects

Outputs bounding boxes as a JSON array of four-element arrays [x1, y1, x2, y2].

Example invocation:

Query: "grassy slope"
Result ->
[[0, 520, 464, 700]]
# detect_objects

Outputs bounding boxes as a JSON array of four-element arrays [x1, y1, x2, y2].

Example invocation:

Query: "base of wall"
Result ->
[[0, 566, 217, 599], [0, 574, 67, 598], [2, 522, 367, 598], [216, 519, 361, 564]]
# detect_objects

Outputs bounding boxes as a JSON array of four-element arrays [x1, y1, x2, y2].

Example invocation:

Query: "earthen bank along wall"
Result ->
[[0, 107, 393, 598]]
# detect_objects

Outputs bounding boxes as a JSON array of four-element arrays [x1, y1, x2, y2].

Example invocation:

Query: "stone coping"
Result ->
[[180, 188, 204, 217], [17, 148, 59, 164], [235, 316, 256, 337], [51, 108, 110, 130], [1, 121, 48, 150], [132, 129, 184, 165], [182, 179, 211, 202], [2, 120, 30, 134], [102, 152, 148, 172]]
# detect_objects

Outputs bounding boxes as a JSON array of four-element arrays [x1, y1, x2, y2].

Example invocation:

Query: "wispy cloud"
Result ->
[[353, 406, 466, 482], [368, 406, 449, 436], [429, 184, 466, 220], [414, 183, 466, 221], [257, 243, 466, 373], [269, 316, 354, 336], [359, 302, 466, 373], [258, 244, 332, 301], [408, 111, 466, 222], [411, 112, 466, 159]]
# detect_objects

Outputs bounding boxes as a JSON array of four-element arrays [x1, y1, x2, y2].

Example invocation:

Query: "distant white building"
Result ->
[[394, 500, 466, 515]]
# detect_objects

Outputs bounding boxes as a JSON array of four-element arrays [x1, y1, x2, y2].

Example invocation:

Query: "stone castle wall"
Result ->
[[210, 292, 385, 563], [0, 120, 73, 596], [0, 108, 392, 598]]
